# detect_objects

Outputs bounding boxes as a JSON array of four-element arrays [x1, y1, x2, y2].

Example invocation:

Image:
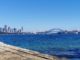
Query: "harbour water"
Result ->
[[0, 34, 80, 60]]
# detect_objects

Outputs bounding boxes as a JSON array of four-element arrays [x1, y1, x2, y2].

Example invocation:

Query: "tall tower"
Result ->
[[13, 28, 17, 33], [8, 26, 11, 33], [4, 25, 7, 32], [0, 27, 2, 32], [21, 27, 23, 32]]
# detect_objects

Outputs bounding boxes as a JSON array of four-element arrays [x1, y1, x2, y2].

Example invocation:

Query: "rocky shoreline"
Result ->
[[0, 42, 62, 60]]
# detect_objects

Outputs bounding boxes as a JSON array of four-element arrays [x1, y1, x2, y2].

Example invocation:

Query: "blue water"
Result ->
[[0, 34, 80, 60]]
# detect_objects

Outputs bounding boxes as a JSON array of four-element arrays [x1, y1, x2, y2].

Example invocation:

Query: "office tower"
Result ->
[[21, 27, 23, 32], [8, 27, 11, 33], [4, 25, 8, 32], [0, 27, 2, 32], [13, 28, 17, 33]]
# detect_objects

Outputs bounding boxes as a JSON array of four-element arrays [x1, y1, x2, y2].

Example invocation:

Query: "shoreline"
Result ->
[[0, 42, 61, 60]]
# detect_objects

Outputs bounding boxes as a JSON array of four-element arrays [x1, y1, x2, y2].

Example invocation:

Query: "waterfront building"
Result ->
[[0, 28, 2, 32], [4, 25, 8, 32], [0, 25, 24, 34], [13, 28, 17, 33], [21, 27, 23, 32]]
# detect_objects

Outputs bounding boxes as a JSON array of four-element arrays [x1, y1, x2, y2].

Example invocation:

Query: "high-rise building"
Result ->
[[4, 25, 8, 32], [8, 27, 11, 33], [21, 27, 23, 32], [0, 25, 24, 33], [0, 27, 2, 32], [13, 28, 17, 33]]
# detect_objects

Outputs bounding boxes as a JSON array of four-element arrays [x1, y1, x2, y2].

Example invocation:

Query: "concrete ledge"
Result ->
[[0, 42, 60, 60]]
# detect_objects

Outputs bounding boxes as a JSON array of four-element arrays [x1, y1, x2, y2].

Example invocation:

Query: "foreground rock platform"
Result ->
[[0, 42, 60, 60]]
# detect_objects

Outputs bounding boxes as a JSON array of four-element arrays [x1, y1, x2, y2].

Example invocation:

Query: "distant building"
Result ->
[[7, 27, 10, 33], [13, 28, 17, 33], [0, 28, 2, 32], [21, 27, 23, 32], [0, 25, 24, 34], [4, 25, 8, 32]]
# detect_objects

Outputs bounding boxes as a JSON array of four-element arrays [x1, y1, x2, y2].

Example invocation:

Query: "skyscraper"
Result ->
[[4, 25, 8, 32], [13, 28, 17, 33], [21, 27, 23, 32]]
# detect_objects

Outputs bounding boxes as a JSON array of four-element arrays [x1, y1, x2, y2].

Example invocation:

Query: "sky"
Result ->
[[0, 0, 80, 32]]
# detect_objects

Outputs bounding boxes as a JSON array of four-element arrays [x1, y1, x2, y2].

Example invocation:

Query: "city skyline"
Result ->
[[1, 25, 80, 33], [0, 25, 23, 33], [0, 0, 80, 32]]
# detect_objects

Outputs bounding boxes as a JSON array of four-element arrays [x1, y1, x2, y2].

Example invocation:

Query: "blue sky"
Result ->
[[0, 0, 80, 32]]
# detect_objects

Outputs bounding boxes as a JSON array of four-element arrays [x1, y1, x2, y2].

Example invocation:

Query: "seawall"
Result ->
[[0, 42, 61, 60]]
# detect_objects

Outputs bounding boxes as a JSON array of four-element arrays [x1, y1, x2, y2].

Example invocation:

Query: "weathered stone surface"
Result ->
[[0, 42, 59, 60]]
